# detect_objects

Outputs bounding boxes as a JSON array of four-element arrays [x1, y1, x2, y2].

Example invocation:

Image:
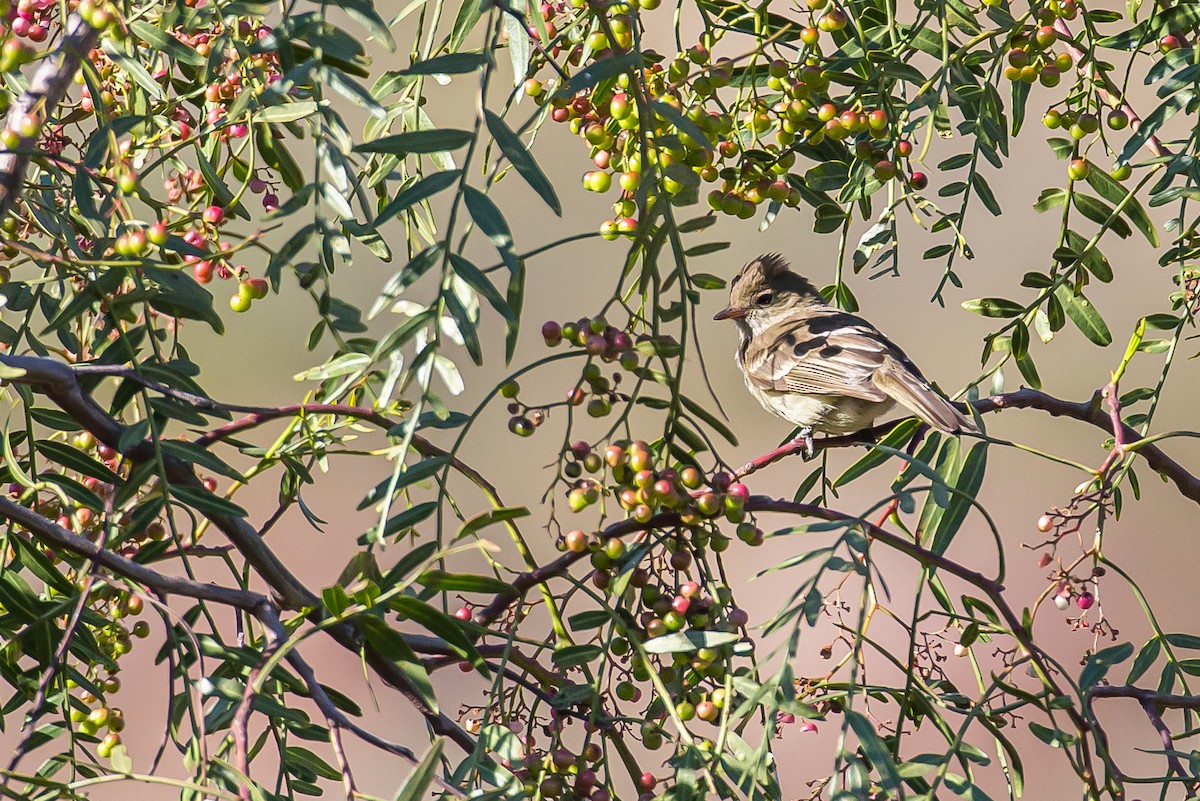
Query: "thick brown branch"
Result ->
[[0, 355, 476, 752], [0, 14, 102, 218], [0, 495, 269, 609], [1090, 685, 1200, 709]]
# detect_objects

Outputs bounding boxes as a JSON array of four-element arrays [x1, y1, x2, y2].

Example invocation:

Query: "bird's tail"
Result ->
[[873, 360, 978, 434]]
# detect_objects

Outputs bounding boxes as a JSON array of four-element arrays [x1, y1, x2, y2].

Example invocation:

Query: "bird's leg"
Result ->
[[792, 426, 815, 460], [734, 427, 817, 478]]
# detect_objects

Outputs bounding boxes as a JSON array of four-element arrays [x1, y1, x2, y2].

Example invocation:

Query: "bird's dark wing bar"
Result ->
[[742, 315, 890, 401]]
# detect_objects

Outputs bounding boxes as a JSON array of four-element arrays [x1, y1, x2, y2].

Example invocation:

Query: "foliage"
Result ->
[[0, 0, 1196, 799]]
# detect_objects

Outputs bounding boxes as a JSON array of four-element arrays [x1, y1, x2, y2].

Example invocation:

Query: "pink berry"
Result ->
[[1076, 592, 1095, 610]]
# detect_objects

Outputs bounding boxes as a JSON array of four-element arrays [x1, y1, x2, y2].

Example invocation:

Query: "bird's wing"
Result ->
[[743, 308, 977, 433], [741, 310, 892, 402]]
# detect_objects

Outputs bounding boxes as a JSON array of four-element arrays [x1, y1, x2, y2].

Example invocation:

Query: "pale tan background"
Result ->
[[5, 2, 1200, 798]]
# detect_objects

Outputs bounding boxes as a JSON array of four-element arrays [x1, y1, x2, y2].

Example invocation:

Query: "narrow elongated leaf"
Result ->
[[391, 597, 486, 673], [417, 571, 513, 594], [129, 21, 206, 65], [393, 739, 444, 801], [643, 630, 739, 654], [356, 128, 473, 154], [34, 440, 118, 483], [929, 442, 988, 556], [1054, 285, 1112, 346], [847, 711, 903, 796], [359, 616, 438, 713], [456, 506, 530, 539], [1081, 642, 1134, 688], [392, 52, 487, 77], [835, 418, 922, 487], [962, 298, 1024, 318], [171, 484, 248, 518], [376, 170, 460, 226], [1085, 168, 1159, 246], [484, 110, 561, 215]]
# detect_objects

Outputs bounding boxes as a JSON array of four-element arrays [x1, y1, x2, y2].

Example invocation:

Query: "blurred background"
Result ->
[[5, 2, 1200, 799]]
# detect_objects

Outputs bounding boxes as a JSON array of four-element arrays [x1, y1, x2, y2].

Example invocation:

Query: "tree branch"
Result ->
[[0, 354, 477, 752], [737, 388, 1200, 505], [0, 13, 102, 219]]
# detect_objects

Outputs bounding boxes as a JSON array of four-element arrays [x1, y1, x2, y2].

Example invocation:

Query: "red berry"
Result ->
[[909, 171, 928, 190], [638, 773, 657, 791], [1076, 591, 1095, 610], [202, 205, 225, 225]]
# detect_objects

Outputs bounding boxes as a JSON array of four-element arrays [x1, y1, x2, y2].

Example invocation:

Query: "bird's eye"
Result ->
[[755, 292, 774, 306]]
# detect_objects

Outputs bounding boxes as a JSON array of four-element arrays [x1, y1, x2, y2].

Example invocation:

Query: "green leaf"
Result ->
[[102, 39, 164, 100], [393, 738, 444, 801], [1120, 90, 1193, 165], [1029, 721, 1076, 748], [1015, 349, 1041, 390], [359, 616, 438, 713], [391, 52, 488, 77], [971, 173, 1002, 215], [160, 440, 246, 483], [375, 170, 460, 228], [462, 186, 524, 361], [961, 298, 1024, 318], [930, 442, 987, 556], [255, 100, 320, 124], [34, 439, 118, 483], [503, 7, 530, 86], [355, 128, 474, 154], [834, 418, 923, 488], [1081, 642, 1134, 688], [680, 394, 737, 446], [129, 21, 206, 65], [484, 110, 561, 215], [1072, 194, 1133, 238], [417, 571, 513, 595], [456, 506, 530, 540], [1033, 187, 1067, 212], [847, 711, 903, 797], [391, 597, 486, 674], [379, 501, 438, 541], [1085, 168, 1159, 246], [691, 273, 726, 290], [643, 630, 739, 654], [1054, 285, 1112, 346], [564, 51, 641, 94], [170, 484, 248, 518], [285, 747, 343, 781], [551, 645, 603, 668]]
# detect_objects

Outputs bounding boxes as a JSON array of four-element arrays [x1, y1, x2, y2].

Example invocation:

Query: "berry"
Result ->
[[148, 221, 168, 245], [1067, 159, 1089, 181], [202, 205, 225, 225], [229, 292, 252, 312], [1076, 591, 1095, 610]]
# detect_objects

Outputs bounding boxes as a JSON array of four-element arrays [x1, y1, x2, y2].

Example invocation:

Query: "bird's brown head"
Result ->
[[713, 254, 822, 323]]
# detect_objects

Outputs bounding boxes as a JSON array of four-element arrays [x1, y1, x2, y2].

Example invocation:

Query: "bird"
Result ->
[[713, 253, 977, 455]]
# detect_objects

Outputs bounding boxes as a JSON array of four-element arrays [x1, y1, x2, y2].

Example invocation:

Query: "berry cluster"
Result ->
[[521, 0, 936, 232]]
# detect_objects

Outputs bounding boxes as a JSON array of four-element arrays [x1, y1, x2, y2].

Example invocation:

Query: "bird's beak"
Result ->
[[713, 306, 745, 321]]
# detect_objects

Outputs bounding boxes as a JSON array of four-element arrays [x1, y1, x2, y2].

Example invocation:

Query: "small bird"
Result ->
[[713, 253, 977, 453]]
